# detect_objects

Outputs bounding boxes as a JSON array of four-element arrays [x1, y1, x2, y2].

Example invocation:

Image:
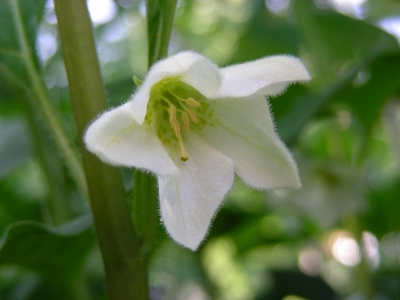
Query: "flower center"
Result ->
[[145, 77, 210, 162], [165, 95, 201, 161]]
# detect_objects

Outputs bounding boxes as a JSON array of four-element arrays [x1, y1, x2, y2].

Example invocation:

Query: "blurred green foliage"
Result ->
[[1, 0, 400, 299]]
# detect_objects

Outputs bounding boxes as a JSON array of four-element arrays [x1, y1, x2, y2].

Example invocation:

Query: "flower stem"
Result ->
[[129, 0, 179, 294], [129, 0, 179, 285], [146, 0, 178, 66], [133, 171, 158, 256], [53, 0, 147, 298]]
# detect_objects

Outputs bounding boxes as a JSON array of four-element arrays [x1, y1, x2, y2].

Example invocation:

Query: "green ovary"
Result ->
[[144, 77, 212, 161]]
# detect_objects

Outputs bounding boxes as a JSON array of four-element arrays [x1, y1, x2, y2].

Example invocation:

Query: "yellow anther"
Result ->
[[168, 105, 177, 123], [185, 97, 201, 108], [182, 113, 190, 132], [170, 119, 180, 139], [178, 135, 188, 161], [187, 109, 199, 124]]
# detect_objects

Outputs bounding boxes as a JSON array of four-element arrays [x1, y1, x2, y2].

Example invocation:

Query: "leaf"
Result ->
[[0, 0, 45, 90], [275, 1, 400, 145], [0, 0, 88, 198], [276, 56, 365, 145], [294, 0, 399, 89], [0, 179, 42, 234], [363, 177, 400, 238], [0, 215, 95, 299], [340, 53, 400, 137], [277, 51, 400, 147], [0, 118, 32, 178], [230, 0, 300, 63]]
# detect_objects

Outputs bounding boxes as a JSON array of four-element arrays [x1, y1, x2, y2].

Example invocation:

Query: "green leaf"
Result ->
[[363, 177, 400, 238], [0, 215, 95, 299], [0, 0, 45, 89], [275, 1, 400, 145], [0, 0, 88, 199], [230, 0, 300, 63], [294, 0, 399, 89], [277, 52, 400, 147], [276, 53, 373, 145], [0, 118, 32, 178], [340, 53, 400, 138], [0, 178, 42, 234]]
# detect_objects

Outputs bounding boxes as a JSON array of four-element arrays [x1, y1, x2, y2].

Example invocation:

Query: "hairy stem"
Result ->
[[53, 0, 149, 298]]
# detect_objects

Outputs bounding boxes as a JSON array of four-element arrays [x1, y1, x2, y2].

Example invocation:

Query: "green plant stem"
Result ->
[[129, 0, 178, 286], [10, 0, 88, 200], [53, 0, 149, 299], [146, 0, 178, 66], [133, 171, 158, 256]]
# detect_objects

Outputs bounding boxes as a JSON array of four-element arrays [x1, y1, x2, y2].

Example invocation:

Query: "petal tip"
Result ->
[[161, 219, 204, 251]]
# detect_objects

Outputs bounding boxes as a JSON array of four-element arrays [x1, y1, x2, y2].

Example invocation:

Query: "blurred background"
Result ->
[[1, 0, 400, 299]]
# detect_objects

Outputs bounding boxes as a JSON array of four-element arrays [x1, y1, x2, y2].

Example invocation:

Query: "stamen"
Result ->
[[170, 119, 180, 139], [162, 97, 175, 108], [185, 97, 201, 107], [162, 92, 196, 162], [168, 105, 177, 123], [182, 113, 190, 131], [178, 134, 188, 161], [168, 91, 189, 110], [187, 109, 199, 124]]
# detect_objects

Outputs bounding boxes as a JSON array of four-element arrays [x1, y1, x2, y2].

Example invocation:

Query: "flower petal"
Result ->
[[212, 55, 311, 99], [84, 104, 179, 176], [158, 134, 234, 251], [127, 51, 221, 124], [201, 95, 301, 189]]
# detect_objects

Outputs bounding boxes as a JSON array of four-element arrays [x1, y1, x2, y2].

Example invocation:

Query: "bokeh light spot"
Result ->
[[330, 231, 361, 266], [87, 0, 117, 25], [298, 247, 324, 276]]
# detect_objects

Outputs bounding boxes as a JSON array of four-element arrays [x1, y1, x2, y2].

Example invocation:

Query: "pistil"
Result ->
[[162, 91, 202, 162], [168, 105, 189, 161], [178, 135, 188, 162]]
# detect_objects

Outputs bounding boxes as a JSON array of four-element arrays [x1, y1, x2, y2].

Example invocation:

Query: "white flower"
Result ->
[[84, 51, 310, 250]]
